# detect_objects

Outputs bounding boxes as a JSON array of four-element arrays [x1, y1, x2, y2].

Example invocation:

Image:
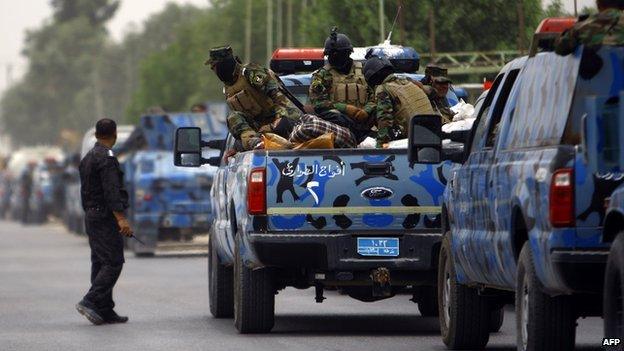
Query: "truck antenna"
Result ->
[[384, 5, 402, 45]]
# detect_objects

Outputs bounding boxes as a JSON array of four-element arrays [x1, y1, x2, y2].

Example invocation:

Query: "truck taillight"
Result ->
[[247, 169, 266, 215], [549, 168, 574, 227]]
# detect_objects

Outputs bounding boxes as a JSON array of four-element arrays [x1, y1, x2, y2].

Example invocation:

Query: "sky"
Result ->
[[0, 0, 596, 95]]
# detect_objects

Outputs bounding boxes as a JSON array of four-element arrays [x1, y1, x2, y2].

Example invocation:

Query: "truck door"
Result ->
[[452, 74, 502, 281]]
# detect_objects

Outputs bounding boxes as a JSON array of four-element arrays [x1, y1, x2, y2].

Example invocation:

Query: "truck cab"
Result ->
[[438, 28, 624, 350]]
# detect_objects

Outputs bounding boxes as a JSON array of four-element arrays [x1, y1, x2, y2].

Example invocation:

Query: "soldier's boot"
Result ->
[[102, 310, 128, 324], [75, 300, 105, 325]]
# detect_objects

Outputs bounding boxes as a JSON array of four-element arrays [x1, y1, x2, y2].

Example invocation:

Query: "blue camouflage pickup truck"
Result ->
[[173, 68, 466, 333], [119, 113, 225, 256], [437, 46, 624, 350]]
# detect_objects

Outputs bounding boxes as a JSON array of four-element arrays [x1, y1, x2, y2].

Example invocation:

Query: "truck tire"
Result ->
[[234, 239, 275, 333], [438, 234, 490, 349], [604, 231, 624, 338], [516, 242, 575, 351], [489, 308, 504, 333], [209, 237, 234, 318], [416, 286, 439, 317]]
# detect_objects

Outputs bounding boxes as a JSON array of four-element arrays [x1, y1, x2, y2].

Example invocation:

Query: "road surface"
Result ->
[[0, 220, 605, 351]]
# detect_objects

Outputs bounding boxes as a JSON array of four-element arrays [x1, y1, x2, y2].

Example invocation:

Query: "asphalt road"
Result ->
[[0, 220, 606, 351]]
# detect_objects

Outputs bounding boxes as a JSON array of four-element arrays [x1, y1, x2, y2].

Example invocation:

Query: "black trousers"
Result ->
[[83, 213, 124, 313]]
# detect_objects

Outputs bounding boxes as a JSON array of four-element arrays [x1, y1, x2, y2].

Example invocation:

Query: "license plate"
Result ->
[[357, 237, 399, 257]]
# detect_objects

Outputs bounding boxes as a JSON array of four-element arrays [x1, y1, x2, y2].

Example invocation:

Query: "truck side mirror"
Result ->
[[408, 114, 442, 164], [206, 157, 221, 167], [206, 139, 226, 150], [174, 127, 202, 167]]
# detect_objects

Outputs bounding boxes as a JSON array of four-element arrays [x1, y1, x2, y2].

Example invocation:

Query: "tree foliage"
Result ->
[[1, 0, 560, 148]]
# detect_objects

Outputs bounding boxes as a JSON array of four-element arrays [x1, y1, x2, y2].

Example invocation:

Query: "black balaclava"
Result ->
[[328, 50, 353, 74], [215, 57, 238, 84]]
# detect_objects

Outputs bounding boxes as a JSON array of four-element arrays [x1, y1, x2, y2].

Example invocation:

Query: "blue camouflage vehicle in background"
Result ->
[[120, 112, 226, 256], [173, 46, 470, 334], [438, 45, 624, 350]]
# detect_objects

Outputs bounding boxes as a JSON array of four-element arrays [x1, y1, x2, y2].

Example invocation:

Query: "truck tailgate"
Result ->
[[263, 149, 451, 233]]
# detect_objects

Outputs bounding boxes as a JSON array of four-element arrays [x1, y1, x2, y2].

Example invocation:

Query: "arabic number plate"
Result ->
[[357, 237, 399, 257]]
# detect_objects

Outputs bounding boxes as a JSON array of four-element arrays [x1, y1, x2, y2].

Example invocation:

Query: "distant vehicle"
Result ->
[[439, 42, 622, 350], [120, 113, 225, 256], [28, 159, 64, 224]]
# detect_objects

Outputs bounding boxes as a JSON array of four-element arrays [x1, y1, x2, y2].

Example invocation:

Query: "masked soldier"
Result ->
[[364, 56, 434, 147], [556, 0, 624, 56], [76, 118, 132, 325], [206, 46, 301, 150], [309, 28, 376, 132]]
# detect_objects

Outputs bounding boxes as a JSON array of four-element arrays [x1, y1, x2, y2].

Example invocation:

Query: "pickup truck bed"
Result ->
[[209, 140, 455, 332]]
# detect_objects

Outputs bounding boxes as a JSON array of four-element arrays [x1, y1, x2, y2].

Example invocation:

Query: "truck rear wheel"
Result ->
[[516, 242, 575, 351], [234, 239, 275, 333], [604, 231, 624, 338], [489, 307, 504, 333], [209, 236, 233, 318], [438, 234, 490, 349]]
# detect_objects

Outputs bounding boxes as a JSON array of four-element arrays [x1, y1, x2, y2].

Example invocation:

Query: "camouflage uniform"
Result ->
[[421, 66, 455, 124], [309, 63, 376, 116], [225, 64, 301, 150], [207, 46, 301, 150], [556, 9, 624, 56], [375, 75, 434, 146]]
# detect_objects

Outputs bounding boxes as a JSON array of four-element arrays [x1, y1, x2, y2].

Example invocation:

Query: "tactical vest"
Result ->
[[224, 67, 275, 117], [325, 62, 369, 108], [379, 77, 434, 125]]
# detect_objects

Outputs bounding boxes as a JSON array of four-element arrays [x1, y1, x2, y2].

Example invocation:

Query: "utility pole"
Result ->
[[286, 0, 293, 47], [517, 0, 526, 53], [267, 0, 273, 65], [379, 0, 385, 43], [574, 0, 578, 17], [277, 0, 283, 47], [428, 1, 436, 58], [300, 0, 308, 45], [245, 0, 252, 63], [398, 0, 405, 45]]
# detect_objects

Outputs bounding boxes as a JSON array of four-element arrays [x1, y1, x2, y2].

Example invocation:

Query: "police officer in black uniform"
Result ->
[[75, 118, 133, 325]]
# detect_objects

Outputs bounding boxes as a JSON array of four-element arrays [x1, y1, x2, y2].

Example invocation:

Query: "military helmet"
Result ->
[[363, 56, 393, 82], [323, 27, 354, 55], [205, 46, 234, 65], [424, 64, 447, 78]]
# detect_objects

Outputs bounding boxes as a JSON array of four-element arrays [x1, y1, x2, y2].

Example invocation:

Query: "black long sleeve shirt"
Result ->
[[79, 142, 128, 213]]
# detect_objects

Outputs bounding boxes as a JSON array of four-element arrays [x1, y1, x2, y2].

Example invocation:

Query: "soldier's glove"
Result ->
[[248, 137, 264, 150], [345, 105, 369, 122]]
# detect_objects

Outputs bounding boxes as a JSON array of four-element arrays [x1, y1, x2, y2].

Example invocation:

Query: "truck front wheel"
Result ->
[[209, 236, 233, 318], [234, 239, 275, 333], [516, 242, 575, 351], [438, 234, 490, 349], [604, 231, 624, 338]]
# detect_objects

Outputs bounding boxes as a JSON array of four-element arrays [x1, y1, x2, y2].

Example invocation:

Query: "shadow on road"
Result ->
[[270, 313, 441, 336]]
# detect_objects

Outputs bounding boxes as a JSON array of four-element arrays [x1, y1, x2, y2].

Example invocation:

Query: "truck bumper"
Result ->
[[551, 249, 609, 294], [135, 212, 212, 231], [248, 231, 441, 285]]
